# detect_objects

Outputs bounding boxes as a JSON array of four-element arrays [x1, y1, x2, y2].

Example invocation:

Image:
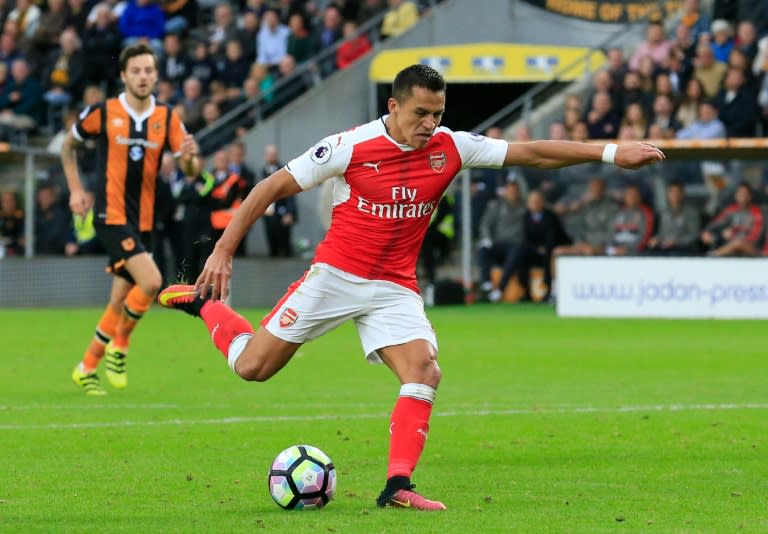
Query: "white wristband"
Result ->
[[602, 143, 618, 165]]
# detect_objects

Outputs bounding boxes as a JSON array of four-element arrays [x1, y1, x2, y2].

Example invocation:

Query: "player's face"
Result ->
[[388, 86, 445, 149], [121, 53, 157, 101]]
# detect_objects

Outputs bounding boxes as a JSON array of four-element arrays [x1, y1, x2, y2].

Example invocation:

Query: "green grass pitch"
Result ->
[[0, 304, 766, 533]]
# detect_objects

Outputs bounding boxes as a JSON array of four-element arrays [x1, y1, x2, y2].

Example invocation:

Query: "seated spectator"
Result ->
[[286, 12, 311, 64], [200, 99, 220, 129], [161, 0, 197, 36], [158, 33, 191, 92], [701, 183, 763, 256], [476, 177, 526, 300], [649, 94, 682, 139], [205, 3, 237, 57], [337, 20, 371, 70], [419, 193, 453, 289], [735, 20, 758, 64], [0, 189, 24, 256], [463, 126, 506, 238], [65, 0, 89, 34], [155, 78, 177, 105], [188, 40, 215, 91], [714, 67, 759, 137], [585, 90, 619, 139], [645, 182, 701, 256], [553, 177, 618, 257], [0, 28, 23, 70], [618, 70, 653, 115], [604, 46, 628, 89], [709, 19, 734, 64], [42, 29, 85, 130], [216, 39, 251, 92], [264, 54, 312, 115], [34, 182, 70, 255], [727, 48, 758, 95], [676, 77, 706, 128], [119, 0, 165, 56], [629, 20, 672, 72], [179, 76, 205, 132], [621, 102, 649, 139], [237, 9, 259, 65], [498, 190, 564, 302], [676, 99, 727, 139], [692, 44, 727, 98], [606, 184, 654, 256], [0, 61, 7, 95], [380, 0, 419, 39], [7, 0, 41, 40], [28, 0, 70, 70], [678, 0, 711, 44], [257, 8, 290, 68], [0, 58, 43, 139], [311, 4, 343, 77], [586, 69, 620, 112], [81, 3, 121, 91], [357, 0, 387, 27]]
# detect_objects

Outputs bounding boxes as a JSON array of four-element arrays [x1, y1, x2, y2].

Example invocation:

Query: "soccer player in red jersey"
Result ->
[[159, 64, 664, 510]]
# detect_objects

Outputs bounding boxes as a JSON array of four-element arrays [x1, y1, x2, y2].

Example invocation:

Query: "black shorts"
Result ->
[[95, 224, 153, 283]]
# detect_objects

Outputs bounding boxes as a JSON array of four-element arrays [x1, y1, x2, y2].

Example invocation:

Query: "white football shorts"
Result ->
[[261, 263, 437, 363]]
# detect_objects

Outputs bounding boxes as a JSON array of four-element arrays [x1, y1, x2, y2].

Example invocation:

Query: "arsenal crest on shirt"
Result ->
[[429, 151, 446, 173], [279, 307, 299, 328]]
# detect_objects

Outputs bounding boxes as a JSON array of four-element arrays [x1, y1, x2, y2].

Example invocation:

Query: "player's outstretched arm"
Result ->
[[503, 141, 665, 170], [196, 168, 302, 302]]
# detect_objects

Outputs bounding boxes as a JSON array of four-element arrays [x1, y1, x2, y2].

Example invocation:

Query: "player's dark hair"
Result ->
[[392, 64, 446, 102], [119, 43, 157, 72]]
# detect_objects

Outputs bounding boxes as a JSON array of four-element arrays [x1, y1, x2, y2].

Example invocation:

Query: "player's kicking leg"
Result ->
[[157, 284, 300, 380], [374, 340, 446, 511]]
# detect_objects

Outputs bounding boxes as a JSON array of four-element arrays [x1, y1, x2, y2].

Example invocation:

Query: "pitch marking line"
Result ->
[[0, 403, 766, 431]]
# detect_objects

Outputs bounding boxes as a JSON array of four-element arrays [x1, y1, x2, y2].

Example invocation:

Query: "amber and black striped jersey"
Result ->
[[73, 93, 186, 232]]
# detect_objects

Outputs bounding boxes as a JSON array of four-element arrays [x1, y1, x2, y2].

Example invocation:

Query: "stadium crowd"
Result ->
[[2, 0, 768, 304]]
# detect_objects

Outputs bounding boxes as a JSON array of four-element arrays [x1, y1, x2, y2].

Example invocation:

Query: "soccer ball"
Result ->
[[268, 445, 336, 510]]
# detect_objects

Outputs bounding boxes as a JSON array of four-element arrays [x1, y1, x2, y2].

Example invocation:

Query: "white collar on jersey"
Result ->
[[118, 92, 156, 133], [380, 115, 418, 152]]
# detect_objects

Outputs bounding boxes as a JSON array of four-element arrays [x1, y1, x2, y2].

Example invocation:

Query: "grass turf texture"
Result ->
[[0, 304, 766, 533]]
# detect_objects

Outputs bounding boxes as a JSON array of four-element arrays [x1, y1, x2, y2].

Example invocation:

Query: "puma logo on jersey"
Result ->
[[361, 161, 382, 173]]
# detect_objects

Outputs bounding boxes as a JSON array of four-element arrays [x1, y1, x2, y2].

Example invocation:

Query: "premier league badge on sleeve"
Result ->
[[429, 151, 446, 173], [309, 141, 333, 165]]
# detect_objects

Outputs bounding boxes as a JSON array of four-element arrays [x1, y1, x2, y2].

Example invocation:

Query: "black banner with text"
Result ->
[[521, 0, 681, 23]]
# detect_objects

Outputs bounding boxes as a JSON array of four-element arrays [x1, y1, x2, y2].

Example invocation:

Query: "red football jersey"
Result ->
[[286, 117, 507, 293]]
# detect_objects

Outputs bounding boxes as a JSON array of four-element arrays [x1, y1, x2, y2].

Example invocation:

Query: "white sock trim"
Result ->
[[227, 333, 252, 372], [399, 383, 437, 404]]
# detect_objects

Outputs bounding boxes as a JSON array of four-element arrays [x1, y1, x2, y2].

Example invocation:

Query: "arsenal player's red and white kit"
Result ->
[[261, 116, 507, 361]]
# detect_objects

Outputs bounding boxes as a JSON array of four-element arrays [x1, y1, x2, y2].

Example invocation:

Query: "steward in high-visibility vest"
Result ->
[[210, 171, 247, 231]]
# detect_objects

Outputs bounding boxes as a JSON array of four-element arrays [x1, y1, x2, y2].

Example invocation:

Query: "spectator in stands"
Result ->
[[619, 70, 653, 115], [7, 0, 41, 41], [189, 40, 215, 91], [28, 0, 70, 71], [621, 102, 649, 139], [588, 69, 620, 112], [736, 1, 768, 35], [605, 47, 628, 90], [155, 78, 177, 104], [236, 9, 259, 65], [119, 0, 165, 57], [179, 76, 205, 132], [357, 0, 387, 27], [693, 44, 727, 98], [311, 4, 343, 77], [85, 0, 128, 25], [200, 99, 221, 129], [606, 184, 654, 256], [477, 176, 526, 302], [0, 1, 11, 31], [645, 182, 701, 256], [81, 3, 121, 91], [419, 192, 454, 291], [286, 12, 311, 64], [257, 8, 290, 68], [735, 20, 758, 63], [653, 73, 679, 104], [0, 57, 43, 138], [265, 54, 312, 114], [0, 29, 23, 70], [380, 0, 418, 39], [259, 143, 297, 257], [64, 190, 104, 256], [205, 3, 237, 57], [337, 19, 371, 70], [569, 120, 589, 142], [672, 20, 697, 64], [666, 46, 692, 96], [553, 177, 618, 258], [629, 20, 673, 72], [727, 48, 758, 94], [462, 125, 506, 238], [0, 189, 24, 256], [228, 140, 256, 189], [715, 67, 759, 137], [701, 183, 763, 256], [677, 99, 727, 139], [161, 0, 197, 36], [158, 33, 191, 91], [33, 182, 70, 255], [676, 77, 706, 128], [42, 29, 85, 131], [649, 93, 682, 139], [678, 0, 711, 44], [275, 0, 305, 25], [217, 39, 251, 91], [759, 71, 768, 133], [0, 61, 7, 95], [709, 19, 734, 64], [585, 90, 619, 139]]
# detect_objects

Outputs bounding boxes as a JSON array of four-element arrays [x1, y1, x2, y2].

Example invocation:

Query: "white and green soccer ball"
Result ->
[[268, 445, 336, 510]]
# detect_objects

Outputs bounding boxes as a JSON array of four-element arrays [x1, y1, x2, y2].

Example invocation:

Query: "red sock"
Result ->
[[200, 301, 254, 357], [386, 384, 436, 480]]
